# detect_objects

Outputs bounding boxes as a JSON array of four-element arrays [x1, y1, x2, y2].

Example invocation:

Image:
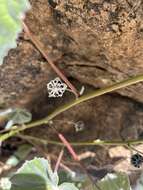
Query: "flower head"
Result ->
[[47, 77, 67, 98]]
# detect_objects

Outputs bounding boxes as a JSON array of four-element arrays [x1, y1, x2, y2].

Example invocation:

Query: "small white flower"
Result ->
[[0, 178, 11, 190], [47, 77, 67, 98]]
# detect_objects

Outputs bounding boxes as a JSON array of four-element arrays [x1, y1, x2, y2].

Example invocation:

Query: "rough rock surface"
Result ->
[[1, 0, 143, 107], [0, 0, 143, 142], [52, 0, 143, 102], [1, 0, 143, 182]]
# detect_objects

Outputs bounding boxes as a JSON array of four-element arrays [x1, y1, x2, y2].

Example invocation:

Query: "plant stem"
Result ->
[[57, 134, 99, 190], [58, 133, 79, 161], [54, 148, 64, 172], [22, 21, 79, 98], [1, 74, 143, 142], [128, 144, 143, 156], [18, 134, 143, 147]]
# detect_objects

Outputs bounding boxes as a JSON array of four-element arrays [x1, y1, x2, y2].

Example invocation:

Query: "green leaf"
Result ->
[[14, 144, 32, 161], [59, 183, 79, 190], [81, 178, 95, 190], [10, 157, 57, 190], [12, 158, 58, 190], [10, 173, 48, 190], [10, 158, 79, 190], [94, 173, 131, 190], [6, 144, 32, 166], [134, 172, 143, 190], [6, 156, 19, 167], [5, 108, 32, 129], [0, 0, 31, 65], [9, 108, 32, 125]]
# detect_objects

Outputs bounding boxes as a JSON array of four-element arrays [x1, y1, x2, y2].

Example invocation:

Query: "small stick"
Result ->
[[128, 144, 143, 156], [58, 133, 102, 190], [58, 133, 79, 161], [22, 21, 79, 98], [54, 148, 64, 172]]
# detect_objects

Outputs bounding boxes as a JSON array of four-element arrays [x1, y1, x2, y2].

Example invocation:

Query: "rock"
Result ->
[[1, 0, 143, 108]]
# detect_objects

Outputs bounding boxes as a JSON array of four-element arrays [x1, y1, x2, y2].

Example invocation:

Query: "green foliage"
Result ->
[[0, 108, 32, 129], [6, 144, 32, 167], [6, 108, 32, 127], [94, 173, 131, 190], [134, 172, 143, 190], [10, 157, 79, 190], [0, 157, 133, 190], [0, 0, 30, 65], [59, 170, 132, 190]]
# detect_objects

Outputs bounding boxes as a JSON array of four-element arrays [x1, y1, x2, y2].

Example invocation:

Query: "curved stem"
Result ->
[[1, 74, 143, 142]]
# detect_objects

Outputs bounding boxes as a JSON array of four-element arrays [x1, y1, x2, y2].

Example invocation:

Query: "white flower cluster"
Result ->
[[47, 77, 67, 98]]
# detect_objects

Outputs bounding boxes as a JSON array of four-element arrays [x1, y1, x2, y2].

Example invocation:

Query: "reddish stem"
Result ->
[[58, 133, 102, 190], [58, 133, 79, 161], [54, 148, 64, 172], [22, 21, 79, 98]]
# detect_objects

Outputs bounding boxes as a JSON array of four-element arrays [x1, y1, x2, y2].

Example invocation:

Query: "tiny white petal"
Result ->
[[79, 86, 85, 95], [47, 78, 67, 98]]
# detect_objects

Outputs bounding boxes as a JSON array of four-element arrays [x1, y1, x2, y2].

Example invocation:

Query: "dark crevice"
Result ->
[[68, 63, 107, 72]]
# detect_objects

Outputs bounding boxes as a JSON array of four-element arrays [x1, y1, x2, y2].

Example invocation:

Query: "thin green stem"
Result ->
[[18, 134, 143, 147], [1, 74, 143, 142]]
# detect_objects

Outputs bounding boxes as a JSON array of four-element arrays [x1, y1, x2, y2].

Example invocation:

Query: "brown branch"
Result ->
[[22, 21, 79, 98], [54, 148, 64, 172]]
